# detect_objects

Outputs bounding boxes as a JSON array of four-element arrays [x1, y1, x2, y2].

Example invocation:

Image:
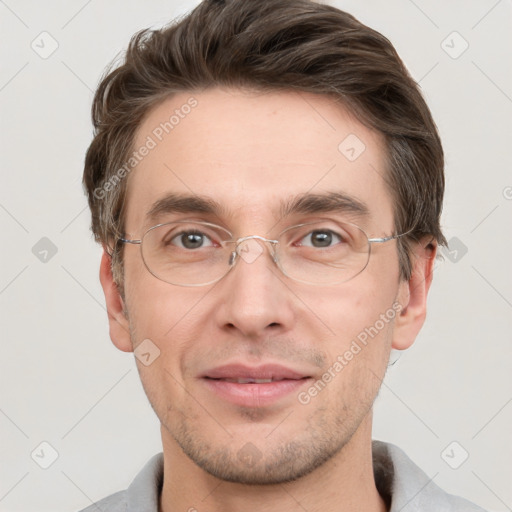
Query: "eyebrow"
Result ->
[[279, 191, 370, 220], [146, 191, 370, 224], [147, 194, 224, 221]]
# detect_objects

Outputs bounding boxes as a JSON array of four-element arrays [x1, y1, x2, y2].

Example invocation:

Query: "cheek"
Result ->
[[124, 280, 204, 418], [298, 274, 399, 386], [123, 252, 193, 337], [303, 276, 398, 340], [123, 266, 212, 377], [321, 305, 395, 408]]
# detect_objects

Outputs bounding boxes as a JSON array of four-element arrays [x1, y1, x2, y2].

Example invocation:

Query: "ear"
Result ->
[[392, 237, 437, 350], [99, 250, 133, 352]]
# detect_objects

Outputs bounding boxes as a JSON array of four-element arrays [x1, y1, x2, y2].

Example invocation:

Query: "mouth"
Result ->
[[200, 364, 312, 407], [211, 377, 294, 384]]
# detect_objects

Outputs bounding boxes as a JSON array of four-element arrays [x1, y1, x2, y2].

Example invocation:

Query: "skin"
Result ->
[[100, 88, 436, 512]]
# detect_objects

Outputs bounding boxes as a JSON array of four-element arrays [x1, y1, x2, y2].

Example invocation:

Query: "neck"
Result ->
[[159, 415, 388, 512]]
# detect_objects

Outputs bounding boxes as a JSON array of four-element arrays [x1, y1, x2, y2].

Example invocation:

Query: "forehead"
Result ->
[[125, 87, 393, 233]]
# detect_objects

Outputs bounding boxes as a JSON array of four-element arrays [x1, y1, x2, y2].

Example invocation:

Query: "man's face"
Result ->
[[119, 88, 409, 483]]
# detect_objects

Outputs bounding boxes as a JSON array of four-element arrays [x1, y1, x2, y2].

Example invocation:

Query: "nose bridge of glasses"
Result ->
[[230, 235, 279, 266]]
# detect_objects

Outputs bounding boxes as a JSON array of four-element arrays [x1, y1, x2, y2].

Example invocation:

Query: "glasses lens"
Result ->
[[276, 220, 370, 285], [141, 222, 233, 286]]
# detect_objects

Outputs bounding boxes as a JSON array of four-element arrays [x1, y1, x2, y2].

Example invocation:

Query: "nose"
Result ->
[[214, 237, 295, 338]]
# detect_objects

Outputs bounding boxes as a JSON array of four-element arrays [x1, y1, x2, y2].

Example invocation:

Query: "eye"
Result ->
[[169, 230, 215, 250], [298, 229, 344, 248]]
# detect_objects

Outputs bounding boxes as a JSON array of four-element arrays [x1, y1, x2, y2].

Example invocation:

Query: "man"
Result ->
[[80, 0, 487, 510]]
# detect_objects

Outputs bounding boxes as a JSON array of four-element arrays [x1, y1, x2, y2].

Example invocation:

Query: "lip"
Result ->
[[201, 363, 312, 407], [202, 363, 308, 381]]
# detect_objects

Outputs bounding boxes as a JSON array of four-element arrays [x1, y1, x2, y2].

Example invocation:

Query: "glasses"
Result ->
[[119, 219, 409, 287]]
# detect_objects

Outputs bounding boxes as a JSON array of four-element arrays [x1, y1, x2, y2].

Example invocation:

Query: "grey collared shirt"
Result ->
[[78, 441, 487, 511]]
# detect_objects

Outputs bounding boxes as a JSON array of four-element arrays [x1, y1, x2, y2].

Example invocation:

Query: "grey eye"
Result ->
[[171, 231, 214, 249], [300, 230, 342, 248]]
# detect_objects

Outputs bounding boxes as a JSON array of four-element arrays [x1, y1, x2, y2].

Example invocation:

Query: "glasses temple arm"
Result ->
[[119, 238, 142, 245]]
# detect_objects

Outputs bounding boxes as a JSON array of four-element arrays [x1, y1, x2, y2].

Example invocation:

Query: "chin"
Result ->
[[173, 425, 349, 485]]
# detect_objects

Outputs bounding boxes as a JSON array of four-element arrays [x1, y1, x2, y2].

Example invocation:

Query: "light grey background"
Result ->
[[1, 1, 511, 511]]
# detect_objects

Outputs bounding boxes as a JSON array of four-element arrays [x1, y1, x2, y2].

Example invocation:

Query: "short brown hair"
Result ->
[[83, 0, 446, 285]]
